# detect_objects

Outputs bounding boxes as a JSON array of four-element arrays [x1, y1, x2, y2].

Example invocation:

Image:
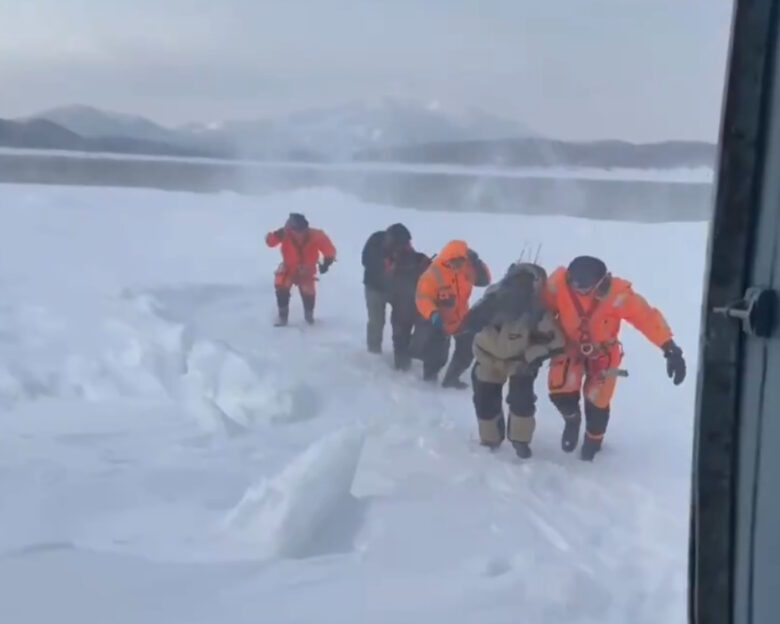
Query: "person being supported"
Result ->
[[266, 213, 336, 326], [463, 261, 565, 458], [414, 240, 491, 388], [361, 223, 431, 369], [543, 255, 687, 461]]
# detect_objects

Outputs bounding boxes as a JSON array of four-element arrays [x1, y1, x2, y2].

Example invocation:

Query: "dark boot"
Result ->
[[275, 288, 291, 326], [442, 375, 469, 390], [580, 402, 609, 461], [507, 412, 535, 459], [550, 392, 582, 453], [274, 308, 289, 327], [301, 293, 315, 325], [477, 413, 505, 449], [580, 434, 603, 461], [394, 350, 412, 371], [561, 413, 582, 453]]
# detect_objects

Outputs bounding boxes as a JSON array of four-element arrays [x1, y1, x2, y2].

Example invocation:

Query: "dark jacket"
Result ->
[[385, 246, 431, 305], [362, 231, 430, 294], [362, 231, 388, 291]]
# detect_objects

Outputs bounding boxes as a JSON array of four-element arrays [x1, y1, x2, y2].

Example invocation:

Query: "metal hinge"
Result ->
[[713, 287, 777, 338]]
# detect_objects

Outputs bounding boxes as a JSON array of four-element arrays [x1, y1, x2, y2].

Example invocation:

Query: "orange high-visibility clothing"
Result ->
[[543, 267, 672, 349], [543, 266, 673, 407], [415, 240, 491, 335], [266, 227, 336, 293]]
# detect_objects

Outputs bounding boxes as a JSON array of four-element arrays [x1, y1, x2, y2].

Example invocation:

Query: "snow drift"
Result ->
[[0, 183, 705, 623]]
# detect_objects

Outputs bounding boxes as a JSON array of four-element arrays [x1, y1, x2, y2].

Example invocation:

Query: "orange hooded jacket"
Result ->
[[543, 266, 672, 351], [415, 240, 491, 335], [266, 227, 336, 278]]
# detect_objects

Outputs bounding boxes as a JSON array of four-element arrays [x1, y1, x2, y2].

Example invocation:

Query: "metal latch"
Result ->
[[713, 287, 777, 338]]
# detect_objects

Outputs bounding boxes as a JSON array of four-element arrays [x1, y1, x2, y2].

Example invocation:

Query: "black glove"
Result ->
[[319, 257, 334, 274], [467, 249, 480, 264], [273, 228, 285, 240], [662, 340, 686, 385]]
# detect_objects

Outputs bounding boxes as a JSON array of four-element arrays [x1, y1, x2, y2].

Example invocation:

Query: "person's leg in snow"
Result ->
[[273, 266, 294, 326], [550, 391, 582, 453], [442, 332, 475, 389], [421, 325, 450, 382], [471, 364, 506, 448], [581, 402, 609, 461], [505, 371, 538, 459], [274, 287, 291, 326], [365, 286, 387, 353], [390, 297, 416, 371], [548, 354, 585, 452], [578, 366, 618, 460], [299, 278, 317, 325]]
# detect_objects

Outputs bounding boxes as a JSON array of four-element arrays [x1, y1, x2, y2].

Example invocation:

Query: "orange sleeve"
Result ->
[[266, 231, 281, 247], [415, 270, 439, 320], [315, 230, 336, 260], [617, 285, 673, 348]]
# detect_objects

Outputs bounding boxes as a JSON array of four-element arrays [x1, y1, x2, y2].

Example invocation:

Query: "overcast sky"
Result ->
[[0, 0, 733, 141]]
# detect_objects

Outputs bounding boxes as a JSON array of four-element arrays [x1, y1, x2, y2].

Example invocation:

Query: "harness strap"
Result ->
[[565, 282, 601, 344]]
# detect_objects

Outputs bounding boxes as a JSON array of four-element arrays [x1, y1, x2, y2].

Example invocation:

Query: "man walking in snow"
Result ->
[[266, 213, 336, 326], [361, 224, 431, 369], [414, 240, 491, 388], [543, 255, 686, 460], [462, 262, 565, 458]]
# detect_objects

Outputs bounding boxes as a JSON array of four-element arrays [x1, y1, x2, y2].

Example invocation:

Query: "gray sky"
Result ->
[[0, 0, 733, 141]]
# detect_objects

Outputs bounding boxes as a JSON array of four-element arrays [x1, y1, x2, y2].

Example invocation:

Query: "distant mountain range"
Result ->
[[0, 102, 716, 169], [0, 118, 220, 158]]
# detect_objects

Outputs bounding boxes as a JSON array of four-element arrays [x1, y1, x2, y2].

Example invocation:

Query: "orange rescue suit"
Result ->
[[266, 228, 336, 294], [543, 266, 673, 408], [415, 240, 491, 335]]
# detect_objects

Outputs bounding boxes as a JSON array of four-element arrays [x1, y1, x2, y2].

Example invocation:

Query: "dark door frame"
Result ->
[[691, 1, 779, 622]]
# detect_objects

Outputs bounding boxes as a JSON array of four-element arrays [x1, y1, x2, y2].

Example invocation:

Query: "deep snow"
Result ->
[[0, 184, 705, 624]]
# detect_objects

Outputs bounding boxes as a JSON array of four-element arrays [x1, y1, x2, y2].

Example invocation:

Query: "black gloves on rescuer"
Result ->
[[319, 257, 334, 274], [662, 340, 686, 385]]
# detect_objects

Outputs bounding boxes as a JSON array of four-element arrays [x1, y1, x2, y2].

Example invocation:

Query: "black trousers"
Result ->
[[416, 323, 474, 380]]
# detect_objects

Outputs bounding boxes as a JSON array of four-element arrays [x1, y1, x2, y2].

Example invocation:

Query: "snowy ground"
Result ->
[[0, 184, 705, 624]]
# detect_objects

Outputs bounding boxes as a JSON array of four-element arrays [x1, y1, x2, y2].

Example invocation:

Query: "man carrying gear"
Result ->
[[543, 255, 686, 460], [361, 224, 431, 369], [265, 213, 336, 326], [463, 262, 565, 458], [414, 240, 491, 388]]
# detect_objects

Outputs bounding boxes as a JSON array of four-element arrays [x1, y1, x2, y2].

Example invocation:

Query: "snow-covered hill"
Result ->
[[0, 184, 704, 623], [29, 100, 534, 160], [193, 99, 535, 159], [29, 105, 180, 143]]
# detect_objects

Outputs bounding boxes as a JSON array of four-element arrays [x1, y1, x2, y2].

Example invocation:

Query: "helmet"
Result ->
[[385, 223, 411, 246], [567, 256, 608, 293], [286, 213, 309, 231]]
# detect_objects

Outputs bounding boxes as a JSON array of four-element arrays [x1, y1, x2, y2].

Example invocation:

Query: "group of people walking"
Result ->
[[266, 213, 687, 461]]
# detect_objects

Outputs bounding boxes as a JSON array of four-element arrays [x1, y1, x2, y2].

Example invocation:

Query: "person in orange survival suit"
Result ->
[[414, 240, 491, 388], [543, 256, 686, 461], [265, 213, 336, 326]]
